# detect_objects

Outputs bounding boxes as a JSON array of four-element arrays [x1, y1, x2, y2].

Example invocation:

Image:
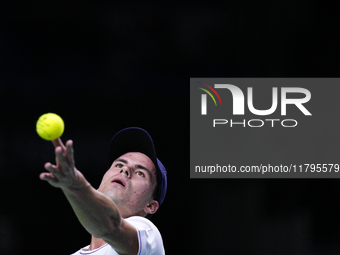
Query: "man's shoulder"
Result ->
[[125, 216, 165, 255], [125, 216, 159, 232], [71, 217, 164, 255]]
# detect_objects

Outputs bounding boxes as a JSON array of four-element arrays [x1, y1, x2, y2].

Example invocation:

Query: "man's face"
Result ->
[[98, 152, 158, 218]]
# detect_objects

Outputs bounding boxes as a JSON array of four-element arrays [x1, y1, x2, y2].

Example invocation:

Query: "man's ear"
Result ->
[[144, 200, 159, 215]]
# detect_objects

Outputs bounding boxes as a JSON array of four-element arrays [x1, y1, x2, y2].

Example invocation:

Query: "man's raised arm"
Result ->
[[39, 139, 139, 255]]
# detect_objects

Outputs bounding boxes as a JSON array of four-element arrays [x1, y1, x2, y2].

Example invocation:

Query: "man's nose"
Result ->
[[120, 168, 130, 178]]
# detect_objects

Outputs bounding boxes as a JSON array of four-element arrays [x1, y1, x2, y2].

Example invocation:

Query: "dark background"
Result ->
[[1, 1, 340, 255]]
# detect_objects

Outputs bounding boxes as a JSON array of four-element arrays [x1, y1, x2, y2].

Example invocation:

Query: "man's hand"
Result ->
[[40, 139, 88, 190]]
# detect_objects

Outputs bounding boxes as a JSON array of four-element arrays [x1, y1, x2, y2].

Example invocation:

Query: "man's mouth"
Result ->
[[111, 178, 126, 188]]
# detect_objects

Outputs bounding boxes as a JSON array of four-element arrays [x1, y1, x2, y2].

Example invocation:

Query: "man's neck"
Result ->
[[88, 236, 107, 250]]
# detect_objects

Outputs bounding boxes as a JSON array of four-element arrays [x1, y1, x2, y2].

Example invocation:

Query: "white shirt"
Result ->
[[71, 216, 165, 255]]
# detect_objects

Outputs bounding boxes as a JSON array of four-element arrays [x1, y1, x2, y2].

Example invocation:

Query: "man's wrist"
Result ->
[[62, 177, 92, 194]]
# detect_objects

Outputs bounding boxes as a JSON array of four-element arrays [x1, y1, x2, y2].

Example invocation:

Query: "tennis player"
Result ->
[[40, 127, 167, 255]]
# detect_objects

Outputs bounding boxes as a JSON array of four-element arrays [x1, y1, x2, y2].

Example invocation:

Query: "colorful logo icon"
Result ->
[[197, 82, 222, 115]]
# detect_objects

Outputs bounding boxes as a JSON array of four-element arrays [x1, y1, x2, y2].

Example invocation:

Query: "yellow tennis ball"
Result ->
[[36, 113, 65, 141]]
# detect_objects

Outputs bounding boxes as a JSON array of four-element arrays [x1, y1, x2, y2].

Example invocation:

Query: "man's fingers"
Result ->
[[39, 172, 57, 181], [55, 146, 69, 174], [44, 162, 60, 176], [54, 141, 75, 175], [66, 140, 75, 170], [44, 162, 54, 170], [42, 139, 76, 188], [39, 172, 62, 188], [52, 138, 66, 151]]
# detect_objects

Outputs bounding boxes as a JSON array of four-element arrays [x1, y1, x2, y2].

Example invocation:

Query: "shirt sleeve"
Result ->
[[125, 216, 165, 255]]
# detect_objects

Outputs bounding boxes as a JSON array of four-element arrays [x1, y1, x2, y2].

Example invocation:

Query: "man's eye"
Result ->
[[136, 171, 145, 177], [116, 163, 123, 168]]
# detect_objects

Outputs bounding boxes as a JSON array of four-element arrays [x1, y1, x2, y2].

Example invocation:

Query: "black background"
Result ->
[[1, 1, 340, 255]]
